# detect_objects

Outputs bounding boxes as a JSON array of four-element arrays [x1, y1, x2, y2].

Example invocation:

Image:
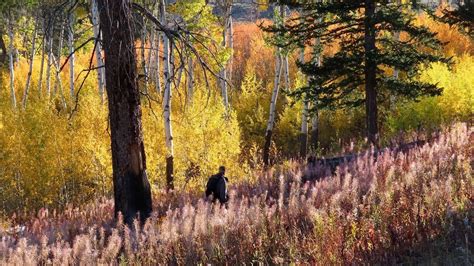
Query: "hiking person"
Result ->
[[205, 166, 229, 204]]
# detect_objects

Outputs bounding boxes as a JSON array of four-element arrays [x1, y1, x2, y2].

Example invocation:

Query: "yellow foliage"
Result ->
[[387, 55, 474, 133], [0, 50, 243, 212]]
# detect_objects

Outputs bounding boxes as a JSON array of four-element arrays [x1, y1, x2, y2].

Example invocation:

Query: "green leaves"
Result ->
[[267, 0, 449, 112]]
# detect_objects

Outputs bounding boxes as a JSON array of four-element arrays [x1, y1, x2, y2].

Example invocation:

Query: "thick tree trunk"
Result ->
[[91, 0, 105, 103], [161, 0, 174, 191], [68, 11, 75, 99], [364, 0, 378, 146], [8, 20, 17, 108], [23, 19, 38, 108], [98, 0, 153, 224]]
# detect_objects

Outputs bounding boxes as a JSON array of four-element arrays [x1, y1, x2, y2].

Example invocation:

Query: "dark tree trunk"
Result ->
[[299, 132, 307, 158], [364, 0, 379, 146], [263, 130, 273, 166], [0, 30, 7, 66], [97, 0, 152, 225]]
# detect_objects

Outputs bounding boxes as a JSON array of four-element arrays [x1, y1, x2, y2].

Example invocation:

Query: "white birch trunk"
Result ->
[[161, 0, 174, 190], [310, 37, 321, 152], [46, 27, 53, 97], [155, 32, 162, 93], [8, 20, 16, 108], [263, 5, 285, 165], [68, 11, 75, 99], [23, 18, 38, 108], [219, 28, 228, 109], [91, 0, 105, 103], [281, 6, 290, 89], [141, 21, 148, 93], [228, 6, 233, 84], [147, 28, 155, 85], [219, 2, 231, 111], [187, 55, 194, 103], [54, 22, 65, 97], [263, 52, 282, 165], [38, 18, 47, 97]]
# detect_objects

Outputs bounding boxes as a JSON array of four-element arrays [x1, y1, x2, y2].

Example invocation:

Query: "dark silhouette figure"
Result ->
[[206, 166, 229, 204]]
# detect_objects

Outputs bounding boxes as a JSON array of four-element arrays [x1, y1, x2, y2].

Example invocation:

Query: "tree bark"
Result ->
[[38, 18, 47, 98], [141, 19, 148, 93], [228, 5, 233, 84], [155, 32, 162, 93], [263, 5, 285, 166], [161, 0, 174, 191], [53, 22, 65, 97], [187, 55, 194, 104], [97, 0, 153, 224], [91, 0, 106, 103], [364, 0, 379, 146], [299, 48, 308, 158], [263, 52, 282, 166], [0, 30, 7, 66], [300, 99, 309, 158], [8, 19, 17, 108], [68, 11, 75, 99], [23, 18, 38, 108], [46, 24, 53, 97]]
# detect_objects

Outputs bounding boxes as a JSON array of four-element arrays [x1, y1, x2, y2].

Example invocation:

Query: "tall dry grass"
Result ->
[[0, 124, 472, 264]]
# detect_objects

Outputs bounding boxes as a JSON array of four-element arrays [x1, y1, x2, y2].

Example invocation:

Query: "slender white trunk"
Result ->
[[46, 27, 53, 97], [219, 31, 228, 109], [310, 37, 321, 152], [68, 11, 75, 99], [161, 0, 174, 190], [8, 20, 16, 108], [263, 5, 285, 166], [263, 52, 282, 165], [219, 3, 231, 111], [38, 18, 47, 98], [299, 48, 308, 157], [155, 32, 161, 93], [147, 28, 155, 85], [267, 54, 282, 132], [54, 22, 65, 97], [228, 6, 233, 84], [141, 21, 148, 93], [23, 19, 38, 108], [281, 6, 290, 89], [52, 54, 66, 106], [91, 0, 105, 103], [187, 55, 194, 103]]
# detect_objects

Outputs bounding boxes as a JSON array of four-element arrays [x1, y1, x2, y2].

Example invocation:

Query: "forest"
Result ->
[[0, 0, 472, 264]]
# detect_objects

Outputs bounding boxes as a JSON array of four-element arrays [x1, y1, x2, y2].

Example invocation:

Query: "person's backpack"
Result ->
[[206, 175, 219, 198]]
